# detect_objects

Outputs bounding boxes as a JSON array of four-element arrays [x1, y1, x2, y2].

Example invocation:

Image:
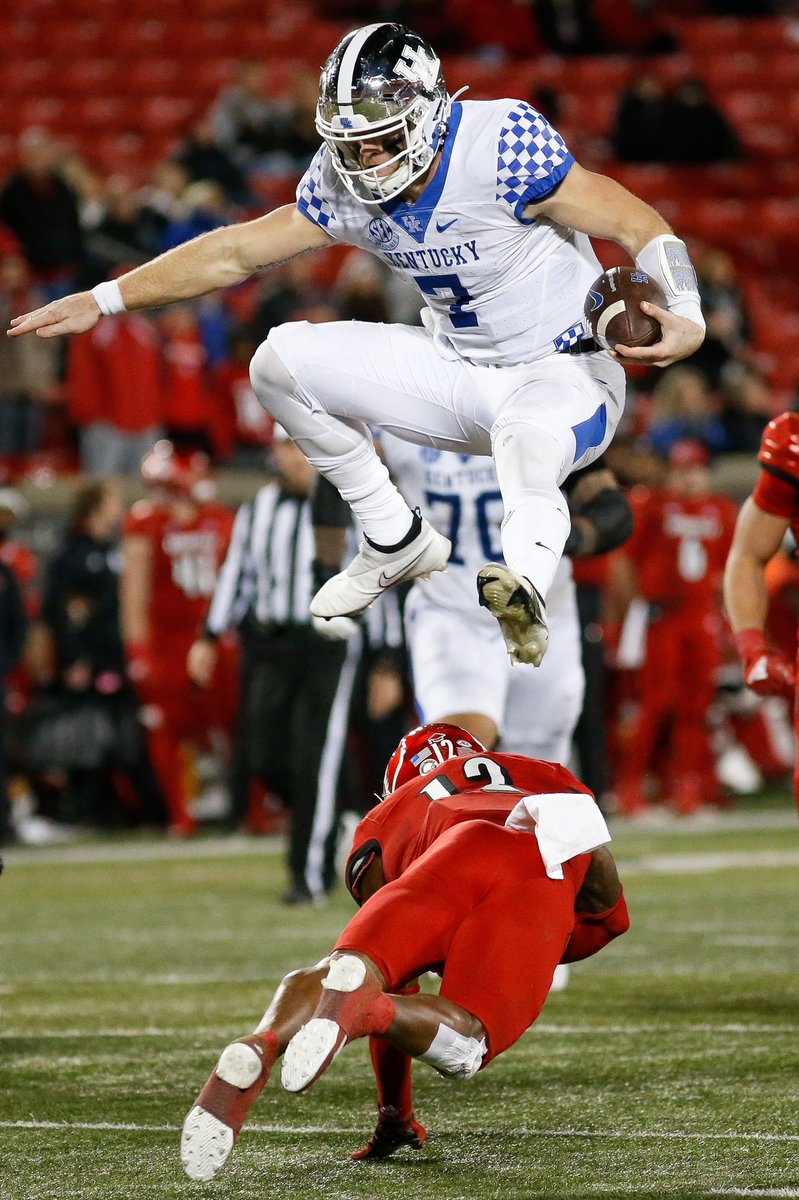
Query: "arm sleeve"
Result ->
[[561, 888, 630, 963], [496, 103, 574, 222], [752, 467, 799, 521]]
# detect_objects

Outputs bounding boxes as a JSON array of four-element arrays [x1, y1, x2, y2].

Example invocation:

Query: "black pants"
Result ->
[[242, 626, 360, 895]]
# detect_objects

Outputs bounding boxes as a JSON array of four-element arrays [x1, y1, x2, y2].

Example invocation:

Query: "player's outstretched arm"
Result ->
[[723, 497, 795, 698], [7, 205, 333, 340], [528, 163, 705, 367]]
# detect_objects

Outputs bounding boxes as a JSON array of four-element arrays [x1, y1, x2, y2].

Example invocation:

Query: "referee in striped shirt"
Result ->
[[188, 429, 360, 904]]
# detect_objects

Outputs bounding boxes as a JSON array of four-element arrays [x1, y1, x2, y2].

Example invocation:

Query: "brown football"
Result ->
[[584, 266, 667, 350]]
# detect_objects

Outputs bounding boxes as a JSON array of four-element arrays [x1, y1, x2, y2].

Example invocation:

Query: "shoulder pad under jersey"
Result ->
[[759, 412, 799, 480]]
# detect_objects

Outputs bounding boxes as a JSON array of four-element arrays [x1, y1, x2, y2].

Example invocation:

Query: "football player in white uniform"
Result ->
[[380, 435, 632, 763], [9, 23, 704, 665]]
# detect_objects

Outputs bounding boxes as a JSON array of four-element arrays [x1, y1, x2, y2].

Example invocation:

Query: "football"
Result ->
[[584, 266, 667, 351]]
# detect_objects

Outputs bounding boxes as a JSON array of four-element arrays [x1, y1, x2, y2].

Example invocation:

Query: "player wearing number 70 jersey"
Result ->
[[379, 433, 585, 762], [9, 23, 705, 666]]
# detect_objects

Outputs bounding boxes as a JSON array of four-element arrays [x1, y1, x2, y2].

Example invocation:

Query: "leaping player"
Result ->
[[8, 23, 704, 665]]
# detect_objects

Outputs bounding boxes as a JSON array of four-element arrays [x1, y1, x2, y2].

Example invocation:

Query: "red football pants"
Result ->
[[335, 821, 590, 1064]]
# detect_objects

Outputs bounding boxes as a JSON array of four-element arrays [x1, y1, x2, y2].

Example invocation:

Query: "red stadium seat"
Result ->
[[70, 96, 138, 132], [1, 59, 54, 96], [58, 58, 118, 96], [138, 95, 199, 135]]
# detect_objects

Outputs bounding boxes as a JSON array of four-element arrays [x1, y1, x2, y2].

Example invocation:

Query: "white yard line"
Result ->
[[2, 1022, 798, 1040], [1, 807, 796, 870], [1, 1119, 798, 1142]]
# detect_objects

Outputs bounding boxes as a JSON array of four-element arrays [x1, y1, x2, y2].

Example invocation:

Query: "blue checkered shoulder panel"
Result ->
[[297, 149, 336, 229], [496, 103, 573, 219]]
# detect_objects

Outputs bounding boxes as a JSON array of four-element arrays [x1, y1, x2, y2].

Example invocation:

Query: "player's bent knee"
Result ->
[[418, 1022, 487, 1081], [492, 422, 564, 491], [249, 332, 298, 412]]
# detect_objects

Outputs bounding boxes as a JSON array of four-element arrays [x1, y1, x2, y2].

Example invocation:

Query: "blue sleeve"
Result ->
[[496, 102, 574, 223]]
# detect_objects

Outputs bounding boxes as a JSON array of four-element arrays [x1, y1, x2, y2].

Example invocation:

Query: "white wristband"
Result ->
[[91, 279, 126, 316], [636, 235, 705, 333]]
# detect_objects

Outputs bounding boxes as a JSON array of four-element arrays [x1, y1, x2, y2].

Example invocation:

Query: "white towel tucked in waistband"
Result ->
[[504, 792, 611, 880]]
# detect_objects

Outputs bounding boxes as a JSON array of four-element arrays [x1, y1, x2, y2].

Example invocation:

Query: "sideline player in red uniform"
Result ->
[[724, 413, 799, 807], [180, 723, 629, 1181], [614, 439, 738, 814], [121, 441, 235, 835]]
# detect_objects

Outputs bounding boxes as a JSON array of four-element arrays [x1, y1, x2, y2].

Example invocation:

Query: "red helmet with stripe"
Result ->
[[758, 412, 799, 482], [382, 722, 486, 797]]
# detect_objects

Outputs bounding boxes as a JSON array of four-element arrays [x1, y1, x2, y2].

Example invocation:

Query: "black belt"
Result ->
[[561, 337, 601, 355]]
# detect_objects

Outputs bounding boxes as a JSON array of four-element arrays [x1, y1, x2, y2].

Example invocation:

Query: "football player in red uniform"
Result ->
[[121, 442, 236, 835], [180, 722, 629, 1182], [724, 413, 799, 807], [614, 439, 738, 814]]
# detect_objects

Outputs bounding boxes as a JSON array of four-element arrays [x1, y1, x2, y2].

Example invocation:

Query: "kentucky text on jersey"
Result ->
[[382, 240, 480, 271]]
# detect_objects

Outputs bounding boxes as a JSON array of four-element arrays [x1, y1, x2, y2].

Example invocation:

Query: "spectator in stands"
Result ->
[[158, 304, 222, 457], [647, 365, 727, 458], [610, 73, 672, 163], [211, 60, 287, 171], [693, 248, 751, 388], [136, 161, 191, 256], [534, 0, 606, 55], [720, 364, 774, 454], [175, 115, 250, 205], [665, 77, 742, 165], [0, 251, 60, 456], [334, 253, 392, 325], [67, 302, 165, 475], [87, 176, 154, 278], [0, 128, 85, 298], [0, 556, 26, 844], [160, 181, 230, 253]]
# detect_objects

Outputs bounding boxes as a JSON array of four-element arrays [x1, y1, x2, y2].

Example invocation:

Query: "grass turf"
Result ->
[[1, 804, 798, 1200]]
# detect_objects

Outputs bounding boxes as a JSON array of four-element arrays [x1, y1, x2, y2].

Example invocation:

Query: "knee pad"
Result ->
[[492, 422, 565, 495], [418, 1022, 487, 1080]]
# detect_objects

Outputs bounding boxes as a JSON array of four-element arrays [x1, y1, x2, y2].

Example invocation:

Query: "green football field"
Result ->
[[1, 803, 798, 1200]]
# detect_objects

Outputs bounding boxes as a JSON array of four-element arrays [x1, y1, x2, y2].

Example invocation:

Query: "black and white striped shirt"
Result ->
[[206, 484, 315, 635]]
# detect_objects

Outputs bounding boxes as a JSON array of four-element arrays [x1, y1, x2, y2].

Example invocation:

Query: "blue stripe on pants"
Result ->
[[572, 402, 607, 462]]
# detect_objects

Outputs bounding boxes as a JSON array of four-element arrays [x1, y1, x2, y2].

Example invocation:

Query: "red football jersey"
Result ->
[[624, 486, 737, 611], [124, 499, 234, 636], [345, 752, 592, 899]]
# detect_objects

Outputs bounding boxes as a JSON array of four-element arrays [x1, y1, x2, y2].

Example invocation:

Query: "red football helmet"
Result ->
[[758, 412, 799, 482], [382, 722, 486, 797], [141, 440, 211, 497]]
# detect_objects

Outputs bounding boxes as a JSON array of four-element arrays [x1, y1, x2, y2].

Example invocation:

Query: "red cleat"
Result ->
[[281, 956, 395, 1094], [180, 1031, 278, 1181]]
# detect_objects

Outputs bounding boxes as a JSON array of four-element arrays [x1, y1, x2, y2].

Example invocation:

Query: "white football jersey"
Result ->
[[379, 433, 574, 616], [297, 98, 603, 367]]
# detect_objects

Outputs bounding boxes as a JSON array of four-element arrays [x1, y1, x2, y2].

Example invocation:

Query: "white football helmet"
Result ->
[[316, 22, 451, 205]]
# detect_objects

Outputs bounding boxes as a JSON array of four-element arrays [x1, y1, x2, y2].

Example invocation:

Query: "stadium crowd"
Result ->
[[0, 0, 797, 879]]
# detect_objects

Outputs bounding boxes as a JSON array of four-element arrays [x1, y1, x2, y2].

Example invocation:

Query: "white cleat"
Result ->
[[180, 1036, 274, 1182], [281, 1018, 343, 1093], [476, 563, 549, 666], [181, 1107, 234, 1182], [310, 514, 450, 619]]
